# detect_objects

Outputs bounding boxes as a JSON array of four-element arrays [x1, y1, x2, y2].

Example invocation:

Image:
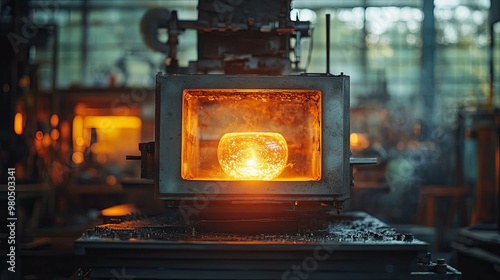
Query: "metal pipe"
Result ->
[[350, 157, 378, 165]]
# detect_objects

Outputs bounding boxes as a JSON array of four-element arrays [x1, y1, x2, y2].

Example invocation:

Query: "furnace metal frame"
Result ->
[[155, 73, 350, 203]]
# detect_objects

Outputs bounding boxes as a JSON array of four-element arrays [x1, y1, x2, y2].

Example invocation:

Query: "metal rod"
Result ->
[[350, 157, 378, 165], [488, 22, 494, 109], [361, 0, 367, 75], [326, 13, 330, 74], [52, 25, 58, 91]]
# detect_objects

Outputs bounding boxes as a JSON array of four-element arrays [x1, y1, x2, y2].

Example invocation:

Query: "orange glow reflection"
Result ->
[[73, 115, 83, 150], [101, 204, 137, 217], [42, 134, 51, 148], [83, 116, 141, 129], [350, 133, 369, 151], [217, 132, 288, 180], [50, 114, 59, 127], [72, 115, 141, 164], [50, 129, 59, 140], [35, 130, 43, 140], [72, 151, 84, 164], [75, 137, 85, 147], [14, 113, 23, 135]]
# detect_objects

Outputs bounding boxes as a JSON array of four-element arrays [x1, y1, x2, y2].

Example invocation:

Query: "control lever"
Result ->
[[349, 156, 378, 187]]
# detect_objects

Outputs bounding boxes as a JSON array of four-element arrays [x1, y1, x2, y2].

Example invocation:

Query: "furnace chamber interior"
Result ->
[[181, 89, 322, 181]]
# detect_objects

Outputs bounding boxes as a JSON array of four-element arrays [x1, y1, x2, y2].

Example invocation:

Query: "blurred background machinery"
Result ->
[[140, 0, 311, 75]]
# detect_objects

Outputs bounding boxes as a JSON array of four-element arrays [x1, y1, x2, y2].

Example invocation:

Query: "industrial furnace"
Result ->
[[154, 74, 349, 205]]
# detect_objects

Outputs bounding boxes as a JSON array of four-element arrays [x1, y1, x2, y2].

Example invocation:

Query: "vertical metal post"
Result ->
[[81, 0, 89, 84], [489, 0, 499, 110], [421, 0, 436, 140], [326, 13, 330, 74], [166, 11, 179, 74], [52, 27, 58, 90], [488, 23, 495, 109], [361, 0, 367, 76], [496, 123, 500, 234]]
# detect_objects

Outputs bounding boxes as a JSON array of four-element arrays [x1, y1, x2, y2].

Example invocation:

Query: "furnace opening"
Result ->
[[181, 89, 322, 181]]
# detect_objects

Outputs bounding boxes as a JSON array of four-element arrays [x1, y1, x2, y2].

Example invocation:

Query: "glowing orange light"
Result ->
[[350, 133, 369, 151], [50, 129, 60, 140], [74, 103, 87, 116], [217, 132, 288, 180], [14, 113, 23, 135], [73, 115, 83, 147], [83, 116, 141, 129], [42, 134, 51, 148], [101, 204, 137, 217], [35, 130, 43, 140], [350, 133, 359, 146], [76, 137, 85, 147], [60, 121, 70, 140], [50, 114, 59, 127], [72, 151, 84, 164]]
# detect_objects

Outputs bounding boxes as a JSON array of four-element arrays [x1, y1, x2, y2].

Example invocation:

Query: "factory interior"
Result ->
[[0, 0, 499, 279]]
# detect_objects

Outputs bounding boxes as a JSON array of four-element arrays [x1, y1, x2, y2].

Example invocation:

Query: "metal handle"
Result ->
[[126, 155, 141, 160], [350, 157, 378, 165]]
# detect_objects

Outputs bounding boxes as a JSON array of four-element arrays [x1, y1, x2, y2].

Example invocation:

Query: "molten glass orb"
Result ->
[[217, 132, 288, 180]]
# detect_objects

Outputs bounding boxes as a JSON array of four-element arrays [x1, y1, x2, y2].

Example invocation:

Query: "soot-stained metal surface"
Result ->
[[75, 212, 460, 280], [84, 212, 418, 245]]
